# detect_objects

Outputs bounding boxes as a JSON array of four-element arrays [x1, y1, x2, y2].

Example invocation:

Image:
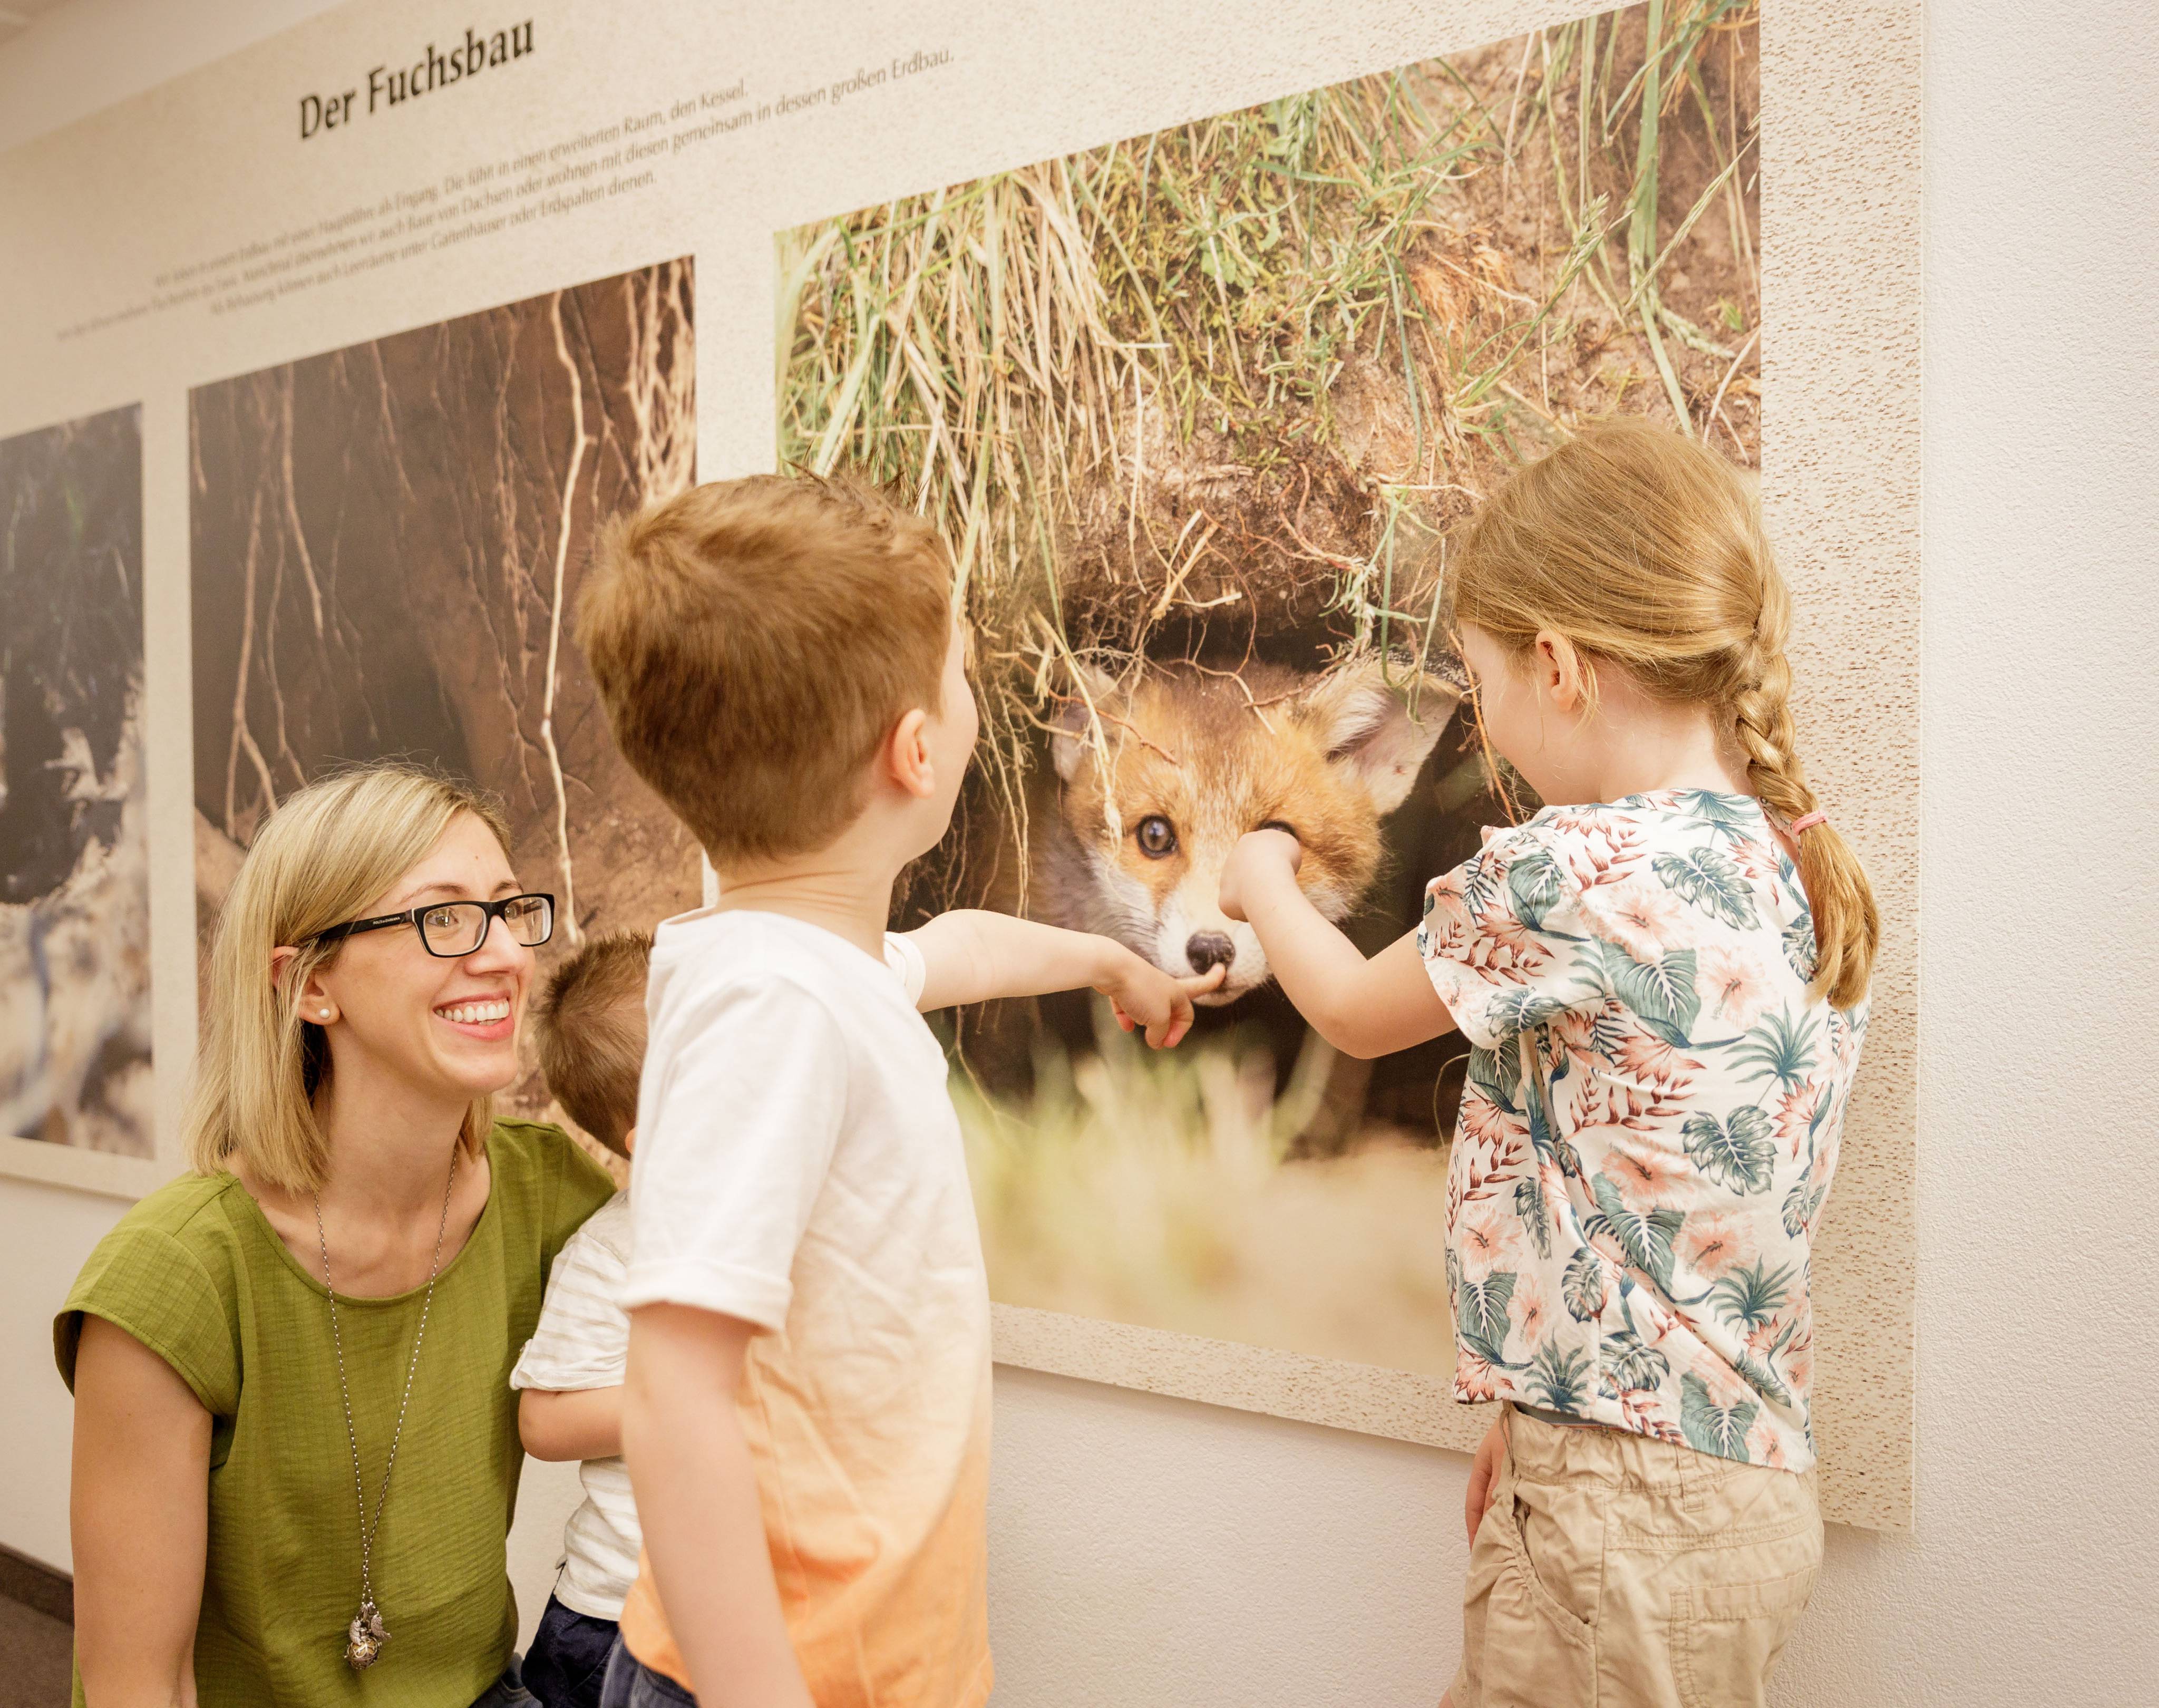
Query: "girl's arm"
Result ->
[[1219, 829, 1458, 1060], [519, 1384, 624, 1462], [623, 1304, 813, 1708], [902, 910, 1220, 1047], [72, 1315, 209, 1708]]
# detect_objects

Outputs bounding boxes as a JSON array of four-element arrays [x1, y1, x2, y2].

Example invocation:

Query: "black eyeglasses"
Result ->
[[313, 892, 556, 958]]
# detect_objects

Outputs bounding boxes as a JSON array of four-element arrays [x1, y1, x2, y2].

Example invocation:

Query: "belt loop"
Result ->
[[1675, 1432, 1703, 1511]]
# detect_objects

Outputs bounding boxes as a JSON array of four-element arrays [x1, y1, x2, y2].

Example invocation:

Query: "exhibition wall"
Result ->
[[2, 1, 2155, 1704], [0, 0, 1918, 1519]]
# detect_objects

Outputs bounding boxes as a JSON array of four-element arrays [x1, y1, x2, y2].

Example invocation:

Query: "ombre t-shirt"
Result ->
[[617, 909, 991, 1708]]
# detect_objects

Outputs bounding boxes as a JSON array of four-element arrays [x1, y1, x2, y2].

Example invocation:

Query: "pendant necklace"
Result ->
[[315, 1140, 460, 1671]]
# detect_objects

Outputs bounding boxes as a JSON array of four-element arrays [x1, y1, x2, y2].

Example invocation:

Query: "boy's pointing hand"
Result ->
[[1102, 951, 1224, 1049]]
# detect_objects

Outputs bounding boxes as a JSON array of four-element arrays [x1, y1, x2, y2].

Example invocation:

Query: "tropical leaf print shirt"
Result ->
[[1417, 790, 1865, 1470]]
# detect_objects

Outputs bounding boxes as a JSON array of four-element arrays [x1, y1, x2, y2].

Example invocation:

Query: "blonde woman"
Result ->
[[58, 764, 615, 1706]]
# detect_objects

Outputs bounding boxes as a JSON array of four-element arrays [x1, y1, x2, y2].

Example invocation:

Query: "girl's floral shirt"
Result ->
[[1417, 790, 1866, 1470]]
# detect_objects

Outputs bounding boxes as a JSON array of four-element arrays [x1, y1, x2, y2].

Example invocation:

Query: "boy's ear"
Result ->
[[886, 706, 937, 798], [1299, 659, 1463, 814], [1049, 661, 1125, 782]]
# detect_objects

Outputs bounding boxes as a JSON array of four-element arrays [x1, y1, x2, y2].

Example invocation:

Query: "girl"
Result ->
[[1219, 420, 1876, 1708], [60, 764, 616, 1706]]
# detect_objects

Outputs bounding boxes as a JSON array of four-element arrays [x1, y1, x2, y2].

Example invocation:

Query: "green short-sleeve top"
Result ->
[[55, 1119, 616, 1708]]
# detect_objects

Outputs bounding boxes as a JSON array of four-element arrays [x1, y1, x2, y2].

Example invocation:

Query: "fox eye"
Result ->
[[1135, 815, 1178, 859]]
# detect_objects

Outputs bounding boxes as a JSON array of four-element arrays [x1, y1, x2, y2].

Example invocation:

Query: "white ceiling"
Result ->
[[0, 0, 73, 47]]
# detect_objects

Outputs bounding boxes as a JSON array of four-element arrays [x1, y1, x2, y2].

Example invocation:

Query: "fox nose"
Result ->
[[1185, 932, 1236, 975]]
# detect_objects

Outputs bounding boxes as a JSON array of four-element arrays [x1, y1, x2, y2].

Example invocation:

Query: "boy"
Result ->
[[512, 931, 654, 1708], [575, 474, 1216, 1708]]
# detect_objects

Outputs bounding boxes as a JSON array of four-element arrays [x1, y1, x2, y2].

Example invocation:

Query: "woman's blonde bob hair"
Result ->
[[184, 763, 514, 1193], [1447, 419, 1880, 1008]]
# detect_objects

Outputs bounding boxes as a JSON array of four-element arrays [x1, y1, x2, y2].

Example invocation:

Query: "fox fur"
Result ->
[[1022, 658, 1462, 1005]]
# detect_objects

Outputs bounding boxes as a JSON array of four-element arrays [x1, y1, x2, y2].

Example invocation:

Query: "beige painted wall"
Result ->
[[3, 0, 2155, 1702]]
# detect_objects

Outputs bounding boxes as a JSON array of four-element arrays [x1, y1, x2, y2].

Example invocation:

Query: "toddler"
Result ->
[[512, 931, 652, 1708]]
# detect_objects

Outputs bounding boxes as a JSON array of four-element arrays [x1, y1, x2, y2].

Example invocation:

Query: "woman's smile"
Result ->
[[433, 995, 516, 1039]]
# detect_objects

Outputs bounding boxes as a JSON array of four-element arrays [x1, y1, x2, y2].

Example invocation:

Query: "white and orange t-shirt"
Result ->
[[618, 908, 992, 1708]]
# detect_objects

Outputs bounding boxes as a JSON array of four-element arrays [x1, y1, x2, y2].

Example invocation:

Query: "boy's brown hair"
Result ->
[[531, 931, 652, 1157], [577, 473, 954, 864]]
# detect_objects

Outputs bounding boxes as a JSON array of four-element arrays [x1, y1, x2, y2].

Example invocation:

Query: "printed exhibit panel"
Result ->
[[779, 1, 1761, 1384], [0, 406, 152, 1177], [0, 0, 1915, 1524], [188, 260, 698, 1148]]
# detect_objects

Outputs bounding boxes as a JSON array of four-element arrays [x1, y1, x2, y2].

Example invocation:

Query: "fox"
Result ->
[[1019, 657, 1463, 1005]]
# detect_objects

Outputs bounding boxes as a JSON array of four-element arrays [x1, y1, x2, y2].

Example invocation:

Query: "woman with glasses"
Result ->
[[57, 763, 616, 1706]]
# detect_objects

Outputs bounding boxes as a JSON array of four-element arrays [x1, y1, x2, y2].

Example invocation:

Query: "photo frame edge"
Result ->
[[0, 1133, 173, 1199]]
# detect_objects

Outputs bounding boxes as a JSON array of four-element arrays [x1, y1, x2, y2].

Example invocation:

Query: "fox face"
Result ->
[[1035, 659, 1461, 1004]]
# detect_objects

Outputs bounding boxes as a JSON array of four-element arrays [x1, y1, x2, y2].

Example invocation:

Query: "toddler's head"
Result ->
[[531, 931, 652, 1158], [577, 473, 970, 876], [1447, 419, 1878, 1006]]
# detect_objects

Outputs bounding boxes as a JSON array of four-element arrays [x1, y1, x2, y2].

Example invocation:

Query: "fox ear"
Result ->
[[1302, 661, 1463, 814], [1049, 662, 1125, 782]]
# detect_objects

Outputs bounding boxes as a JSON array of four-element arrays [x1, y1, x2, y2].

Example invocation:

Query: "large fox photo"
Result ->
[[779, 0, 1761, 1375]]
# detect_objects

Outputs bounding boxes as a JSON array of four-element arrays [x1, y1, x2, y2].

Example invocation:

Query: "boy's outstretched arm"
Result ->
[[903, 909, 1221, 1046], [1219, 829, 1457, 1060], [623, 1304, 812, 1708]]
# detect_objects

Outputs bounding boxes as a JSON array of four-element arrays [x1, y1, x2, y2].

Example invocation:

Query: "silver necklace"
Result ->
[[314, 1142, 460, 1671]]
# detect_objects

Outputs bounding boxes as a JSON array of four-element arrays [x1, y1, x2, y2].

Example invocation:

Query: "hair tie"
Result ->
[[1787, 810, 1827, 835]]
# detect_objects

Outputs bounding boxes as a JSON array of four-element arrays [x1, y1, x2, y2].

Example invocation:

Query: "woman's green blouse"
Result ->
[[54, 1120, 616, 1707]]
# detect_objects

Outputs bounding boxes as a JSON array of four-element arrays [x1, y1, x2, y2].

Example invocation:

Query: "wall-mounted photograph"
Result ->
[[0, 405, 153, 1175], [779, 0, 1760, 1376], [190, 261, 698, 1157]]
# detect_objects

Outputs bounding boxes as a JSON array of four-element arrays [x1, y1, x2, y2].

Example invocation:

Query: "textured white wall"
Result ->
[[0, 1179, 123, 1571], [0, 0, 342, 154], [4, 1, 2156, 1702], [1775, 0, 2159, 1696]]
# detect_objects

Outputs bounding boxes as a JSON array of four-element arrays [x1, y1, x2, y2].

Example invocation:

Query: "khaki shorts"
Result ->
[[1449, 1405, 1822, 1708]]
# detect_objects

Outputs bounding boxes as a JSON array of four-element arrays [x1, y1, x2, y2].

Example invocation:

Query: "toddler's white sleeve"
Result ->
[[510, 1221, 630, 1392], [619, 973, 847, 1332]]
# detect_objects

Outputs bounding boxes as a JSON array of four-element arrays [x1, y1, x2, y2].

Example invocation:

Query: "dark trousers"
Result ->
[[522, 1595, 625, 1708], [598, 1635, 698, 1706], [470, 1663, 541, 1706]]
